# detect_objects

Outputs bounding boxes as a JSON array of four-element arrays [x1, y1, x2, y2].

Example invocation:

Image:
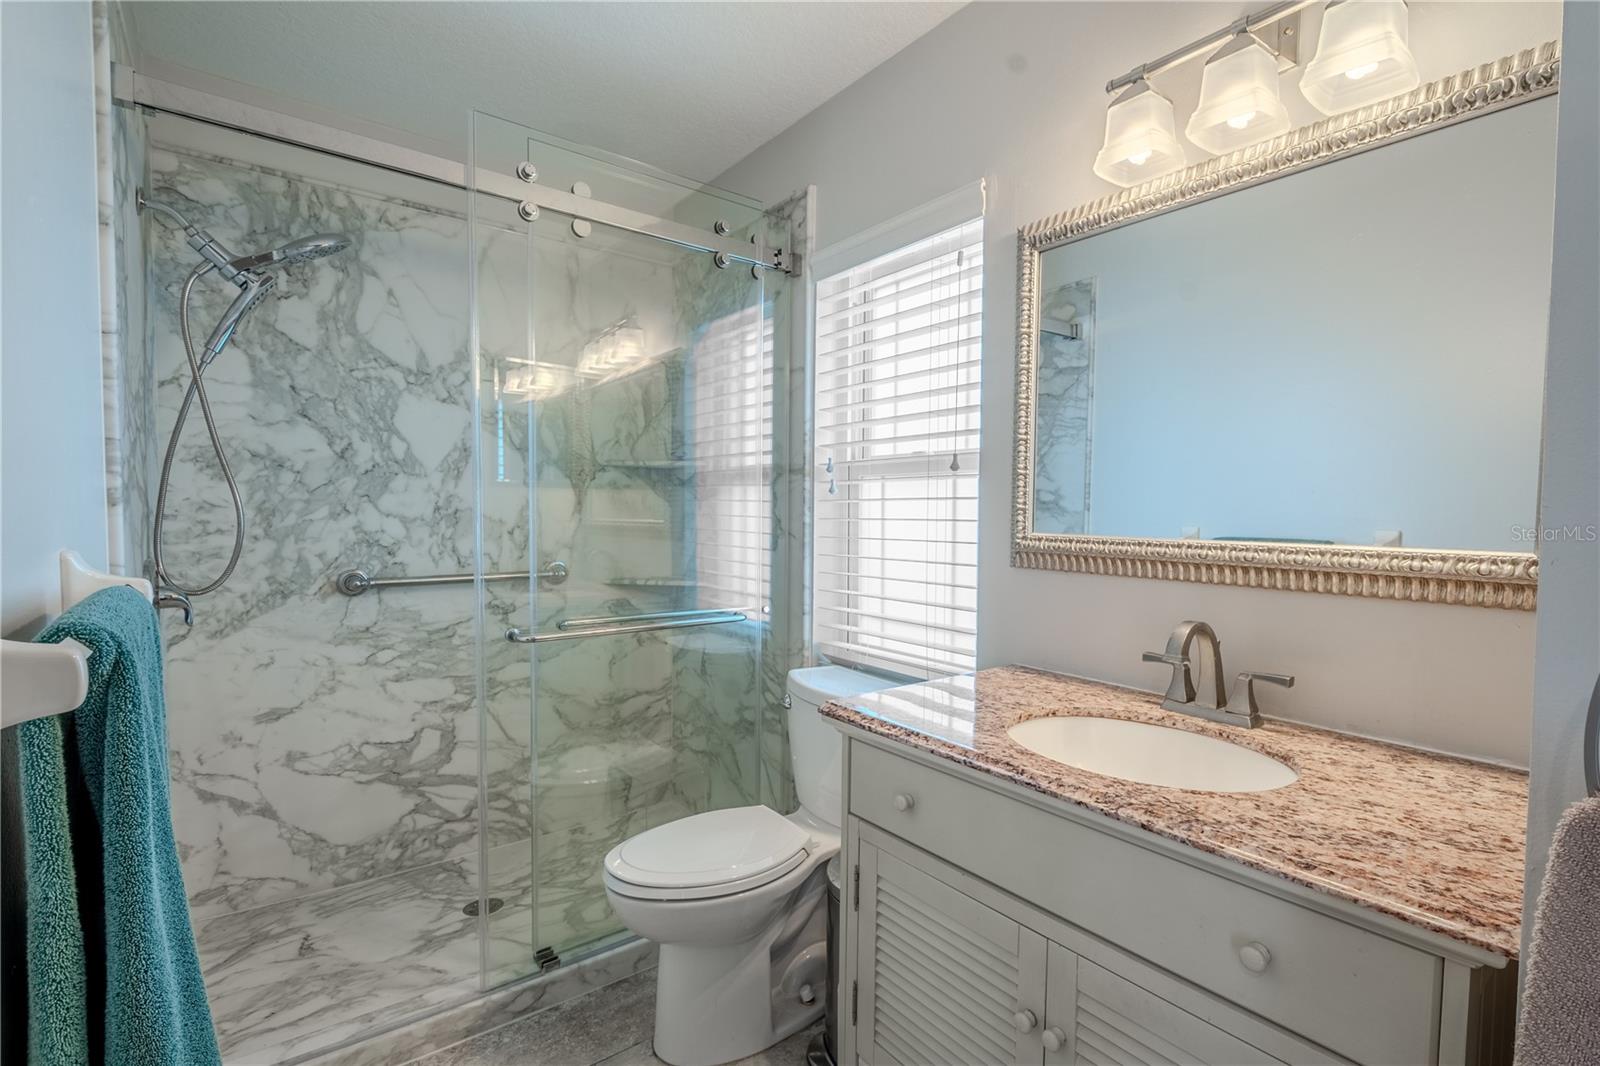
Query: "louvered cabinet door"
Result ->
[[857, 844, 1047, 1066], [1043, 943, 1285, 1066]]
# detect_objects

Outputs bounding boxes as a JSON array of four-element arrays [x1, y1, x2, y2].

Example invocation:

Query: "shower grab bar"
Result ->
[[337, 561, 568, 596], [506, 608, 747, 644]]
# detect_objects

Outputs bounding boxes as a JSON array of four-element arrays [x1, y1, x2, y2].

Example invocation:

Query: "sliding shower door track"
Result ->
[[112, 65, 797, 275]]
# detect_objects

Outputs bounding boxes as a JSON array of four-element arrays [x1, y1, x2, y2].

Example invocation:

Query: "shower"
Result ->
[[139, 191, 350, 617]]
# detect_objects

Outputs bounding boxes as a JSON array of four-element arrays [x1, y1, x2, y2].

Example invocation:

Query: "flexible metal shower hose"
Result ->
[[152, 262, 248, 598]]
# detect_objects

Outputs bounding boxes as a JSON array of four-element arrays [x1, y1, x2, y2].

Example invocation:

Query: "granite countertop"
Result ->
[[821, 665, 1528, 958]]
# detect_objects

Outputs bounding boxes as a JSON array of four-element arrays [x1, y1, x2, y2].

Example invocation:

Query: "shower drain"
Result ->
[[462, 897, 505, 917]]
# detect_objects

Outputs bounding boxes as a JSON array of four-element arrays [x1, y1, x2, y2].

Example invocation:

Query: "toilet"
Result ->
[[602, 666, 896, 1066]]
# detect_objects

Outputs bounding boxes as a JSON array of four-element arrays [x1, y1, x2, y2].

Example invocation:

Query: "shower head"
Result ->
[[201, 272, 276, 365], [197, 234, 346, 364], [228, 233, 351, 272]]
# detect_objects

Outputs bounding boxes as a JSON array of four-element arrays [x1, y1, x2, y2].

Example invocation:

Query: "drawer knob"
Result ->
[[1012, 1009, 1037, 1034], [892, 792, 916, 812], [1041, 1026, 1066, 1052], [1238, 941, 1272, 973]]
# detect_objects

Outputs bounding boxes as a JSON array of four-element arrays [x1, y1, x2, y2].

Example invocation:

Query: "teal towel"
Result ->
[[18, 585, 221, 1066]]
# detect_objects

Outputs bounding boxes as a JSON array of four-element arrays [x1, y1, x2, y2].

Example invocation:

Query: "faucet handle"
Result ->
[[1225, 671, 1295, 726], [1141, 651, 1187, 666], [155, 589, 195, 626], [1142, 651, 1196, 704]]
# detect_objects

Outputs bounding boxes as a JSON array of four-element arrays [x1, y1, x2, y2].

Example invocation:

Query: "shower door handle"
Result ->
[[506, 609, 748, 643]]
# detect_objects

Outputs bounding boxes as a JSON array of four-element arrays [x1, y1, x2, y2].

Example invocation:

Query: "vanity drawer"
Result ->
[[850, 740, 1443, 1065]]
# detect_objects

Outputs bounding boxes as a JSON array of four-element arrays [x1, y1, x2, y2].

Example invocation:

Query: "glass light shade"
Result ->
[[502, 362, 576, 401], [1301, 0, 1421, 115], [576, 321, 648, 381], [1185, 34, 1292, 155], [1092, 80, 1188, 188]]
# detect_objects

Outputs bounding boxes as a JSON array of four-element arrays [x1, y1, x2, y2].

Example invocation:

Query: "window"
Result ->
[[693, 302, 774, 613], [814, 215, 983, 679]]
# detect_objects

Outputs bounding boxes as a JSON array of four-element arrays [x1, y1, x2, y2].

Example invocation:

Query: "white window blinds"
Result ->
[[814, 216, 982, 679], [693, 302, 774, 613]]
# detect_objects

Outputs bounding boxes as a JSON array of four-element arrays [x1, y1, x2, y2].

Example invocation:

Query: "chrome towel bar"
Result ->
[[556, 606, 748, 631], [507, 608, 747, 644], [337, 561, 568, 596]]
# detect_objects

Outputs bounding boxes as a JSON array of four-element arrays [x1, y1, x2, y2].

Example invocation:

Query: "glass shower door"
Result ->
[[470, 112, 778, 987]]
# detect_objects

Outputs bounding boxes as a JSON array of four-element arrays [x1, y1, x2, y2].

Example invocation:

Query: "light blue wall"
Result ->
[[1523, 0, 1600, 951], [1, 1, 107, 634], [718, 2, 1562, 763]]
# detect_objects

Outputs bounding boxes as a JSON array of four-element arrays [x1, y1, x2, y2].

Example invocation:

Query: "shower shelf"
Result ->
[[597, 459, 697, 470], [585, 517, 668, 528], [604, 578, 698, 589]]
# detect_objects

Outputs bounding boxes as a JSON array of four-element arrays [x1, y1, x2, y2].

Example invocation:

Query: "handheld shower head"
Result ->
[[202, 271, 276, 365], [229, 233, 351, 272], [194, 233, 348, 363]]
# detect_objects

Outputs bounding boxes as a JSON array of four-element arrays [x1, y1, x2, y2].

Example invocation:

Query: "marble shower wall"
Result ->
[[474, 196, 791, 965], [1033, 276, 1095, 535], [145, 121, 494, 919], [142, 114, 804, 981], [94, 0, 153, 579]]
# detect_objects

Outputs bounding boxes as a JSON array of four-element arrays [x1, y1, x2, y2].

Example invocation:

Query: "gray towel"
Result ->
[[1516, 796, 1600, 1064]]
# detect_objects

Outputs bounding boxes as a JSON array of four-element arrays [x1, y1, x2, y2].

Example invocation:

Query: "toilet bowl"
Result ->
[[602, 666, 897, 1066]]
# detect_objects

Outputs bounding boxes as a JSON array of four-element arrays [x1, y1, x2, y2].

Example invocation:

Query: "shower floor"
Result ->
[[195, 842, 617, 1065]]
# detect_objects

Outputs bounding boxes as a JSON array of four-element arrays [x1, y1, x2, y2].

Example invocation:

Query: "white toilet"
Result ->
[[602, 666, 895, 1066]]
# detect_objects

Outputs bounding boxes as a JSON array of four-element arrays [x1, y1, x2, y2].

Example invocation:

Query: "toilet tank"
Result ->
[[787, 666, 898, 827]]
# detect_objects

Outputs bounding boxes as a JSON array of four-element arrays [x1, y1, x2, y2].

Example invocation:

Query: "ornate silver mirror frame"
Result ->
[[1012, 42, 1560, 611]]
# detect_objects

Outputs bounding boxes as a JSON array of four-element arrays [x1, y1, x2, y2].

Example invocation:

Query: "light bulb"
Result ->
[[1184, 32, 1290, 154], [1301, 1, 1420, 115], [1093, 79, 1187, 187]]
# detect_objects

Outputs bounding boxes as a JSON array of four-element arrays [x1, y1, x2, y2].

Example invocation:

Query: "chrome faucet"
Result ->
[[1142, 621, 1295, 728], [1143, 621, 1227, 715]]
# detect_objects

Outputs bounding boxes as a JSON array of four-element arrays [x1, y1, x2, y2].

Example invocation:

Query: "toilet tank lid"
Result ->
[[788, 665, 900, 708]]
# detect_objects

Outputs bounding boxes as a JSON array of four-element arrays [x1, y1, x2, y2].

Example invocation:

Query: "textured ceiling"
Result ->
[[127, 1, 965, 183]]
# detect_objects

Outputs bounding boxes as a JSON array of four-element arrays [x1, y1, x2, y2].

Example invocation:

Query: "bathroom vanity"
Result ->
[[823, 667, 1527, 1066]]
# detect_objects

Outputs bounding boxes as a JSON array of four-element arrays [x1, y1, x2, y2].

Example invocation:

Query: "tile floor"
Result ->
[[404, 970, 824, 1066]]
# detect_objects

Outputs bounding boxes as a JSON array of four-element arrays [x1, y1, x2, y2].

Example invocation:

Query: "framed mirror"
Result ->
[[1013, 43, 1560, 609]]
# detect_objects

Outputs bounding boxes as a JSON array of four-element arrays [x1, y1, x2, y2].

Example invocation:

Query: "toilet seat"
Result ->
[[604, 806, 813, 901]]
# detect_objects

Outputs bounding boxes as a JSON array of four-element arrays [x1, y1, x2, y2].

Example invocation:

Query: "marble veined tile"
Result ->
[[403, 970, 823, 1066], [95, 0, 153, 581], [303, 940, 656, 1066], [198, 856, 485, 1064], [198, 839, 631, 1064], [401, 970, 656, 1066], [146, 138, 487, 917]]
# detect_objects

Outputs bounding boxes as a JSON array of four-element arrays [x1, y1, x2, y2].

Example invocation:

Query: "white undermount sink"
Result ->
[[1006, 715, 1298, 793]]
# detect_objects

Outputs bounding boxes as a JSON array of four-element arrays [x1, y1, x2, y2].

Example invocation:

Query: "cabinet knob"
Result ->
[[1012, 1009, 1037, 1034], [892, 792, 915, 812], [1041, 1026, 1067, 1052], [1238, 941, 1272, 973]]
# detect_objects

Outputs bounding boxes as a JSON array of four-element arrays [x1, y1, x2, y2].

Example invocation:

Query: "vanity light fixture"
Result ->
[[1092, 79, 1188, 188], [501, 361, 576, 401], [1300, 0, 1420, 115], [1095, 0, 1309, 187], [1185, 32, 1292, 154]]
